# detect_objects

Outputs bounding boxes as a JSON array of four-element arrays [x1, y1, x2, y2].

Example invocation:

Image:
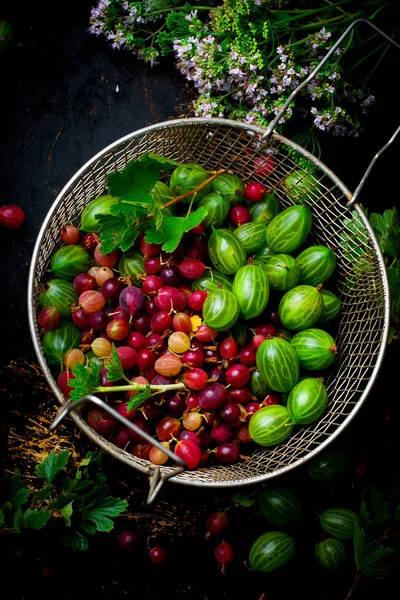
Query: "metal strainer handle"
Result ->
[[261, 18, 400, 208], [49, 395, 187, 504]]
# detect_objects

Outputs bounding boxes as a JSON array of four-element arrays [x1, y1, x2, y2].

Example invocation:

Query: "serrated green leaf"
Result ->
[[13, 507, 23, 533], [359, 485, 391, 529], [60, 501, 74, 526], [144, 207, 207, 253], [22, 508, 52, 530], [152, 205, 164, 230], [81, 498, 128, 532], [33, 485, 52, 503], [79, 521, 98, 535], [145, 153, 181, 169], [152, 181, 173, 207], [96, 211, 140, 254], [183, 207, 209, 231], [105, 343, 124, 382], [0, 510, 4, 527], [80, 451, 102, 469], [48, 492, 80, 510], [9, 483, 30, 509], [370, 208, 399, 258], [340, 210, 368, 263], [70, 362, 100, 403], [110, 202, 136, 217], [35, 450, 70, 485], [107, 155, 174, 206], [127, 384, 152, 412], [60, 531, 89, 551], [230, 493, 255, 508], [354, 524, 393, 578]]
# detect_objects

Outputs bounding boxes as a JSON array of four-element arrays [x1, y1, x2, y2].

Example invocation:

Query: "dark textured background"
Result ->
[[1, 2, 399, 598]]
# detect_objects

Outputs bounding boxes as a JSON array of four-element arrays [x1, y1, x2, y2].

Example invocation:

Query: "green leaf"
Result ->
[[33, 485, 52, 503], [354, 524, 393, 578], [105, 343, 124, 382], [60, 501, 74, 526], [79, 451, 102, 470], [81, 498, 128, 532], [9, 475, 30, 509], [230, 493, 255, 508], [96, 211, 141, 254], [107, 155, 177, 206], [60, 531, 89, 551], [48, 492, 80, 510], [340, 210, 368, 264], [13, 507, 24, 533], [70, 362, 100, 403], [127, 385, 152, 412], [370, 208, 399, 258], [35, 450, 70, 485], [152, 205, 164, 230], [80, 521, 98, 535], [145, 153, 181, 168], [359, 485, 391, 529], [0, 510, 5, 527], [144, 206, 207, 253], [22, 508, 52, 530]]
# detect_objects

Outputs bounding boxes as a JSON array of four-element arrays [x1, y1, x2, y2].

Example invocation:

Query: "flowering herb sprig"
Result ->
[[89, 0, 395, 138]]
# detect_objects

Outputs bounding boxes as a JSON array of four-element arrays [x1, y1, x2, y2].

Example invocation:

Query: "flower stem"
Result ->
[[145, 5, 215, 18]]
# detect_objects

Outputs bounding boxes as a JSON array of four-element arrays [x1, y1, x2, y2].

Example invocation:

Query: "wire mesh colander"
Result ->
[[28, 20, 398, 502]]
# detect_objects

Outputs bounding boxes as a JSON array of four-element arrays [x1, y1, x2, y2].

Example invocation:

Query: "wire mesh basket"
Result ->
[[28, 20, 398, 502]]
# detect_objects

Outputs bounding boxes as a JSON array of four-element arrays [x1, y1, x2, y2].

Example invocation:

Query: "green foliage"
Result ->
[[144, 207, 208, 252], [95, 154, 209, 254], [353, 524, 393, 578], [0, 451, 128, 550], [70, 361, 100, 403], [368, 207, 400, 342], [105, 344, 125, 383], [230, 492, 256, 508], [127, 385, 152, 412], [340, 206, 400, 342], [359, 484, 391, 530]]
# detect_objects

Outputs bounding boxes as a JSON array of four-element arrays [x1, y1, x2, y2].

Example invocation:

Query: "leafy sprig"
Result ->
[[0, 451, 128, 549], [95, 153, 217, 255], [69, 361, 100, 403], [69, 344, 185, 406], [353, 524, 393, 578], [340, 206, 400, 343]]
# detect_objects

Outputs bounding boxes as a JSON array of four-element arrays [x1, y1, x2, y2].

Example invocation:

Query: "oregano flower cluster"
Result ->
[[89, 0, 389, 137]]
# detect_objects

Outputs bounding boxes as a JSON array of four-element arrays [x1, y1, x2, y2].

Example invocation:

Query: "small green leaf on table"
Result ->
[[354, 524, 393, 578], [35, 449, 70, 485]]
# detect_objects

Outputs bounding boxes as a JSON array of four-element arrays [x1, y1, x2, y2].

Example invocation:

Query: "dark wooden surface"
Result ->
[[1, 2, 400, 598]]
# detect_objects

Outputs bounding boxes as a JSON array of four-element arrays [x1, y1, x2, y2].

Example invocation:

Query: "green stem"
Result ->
[[267, 0, 354, 27], [96, 382, 186, 394], [145, 5, 215, 18], [275, 12, 365, 35]]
